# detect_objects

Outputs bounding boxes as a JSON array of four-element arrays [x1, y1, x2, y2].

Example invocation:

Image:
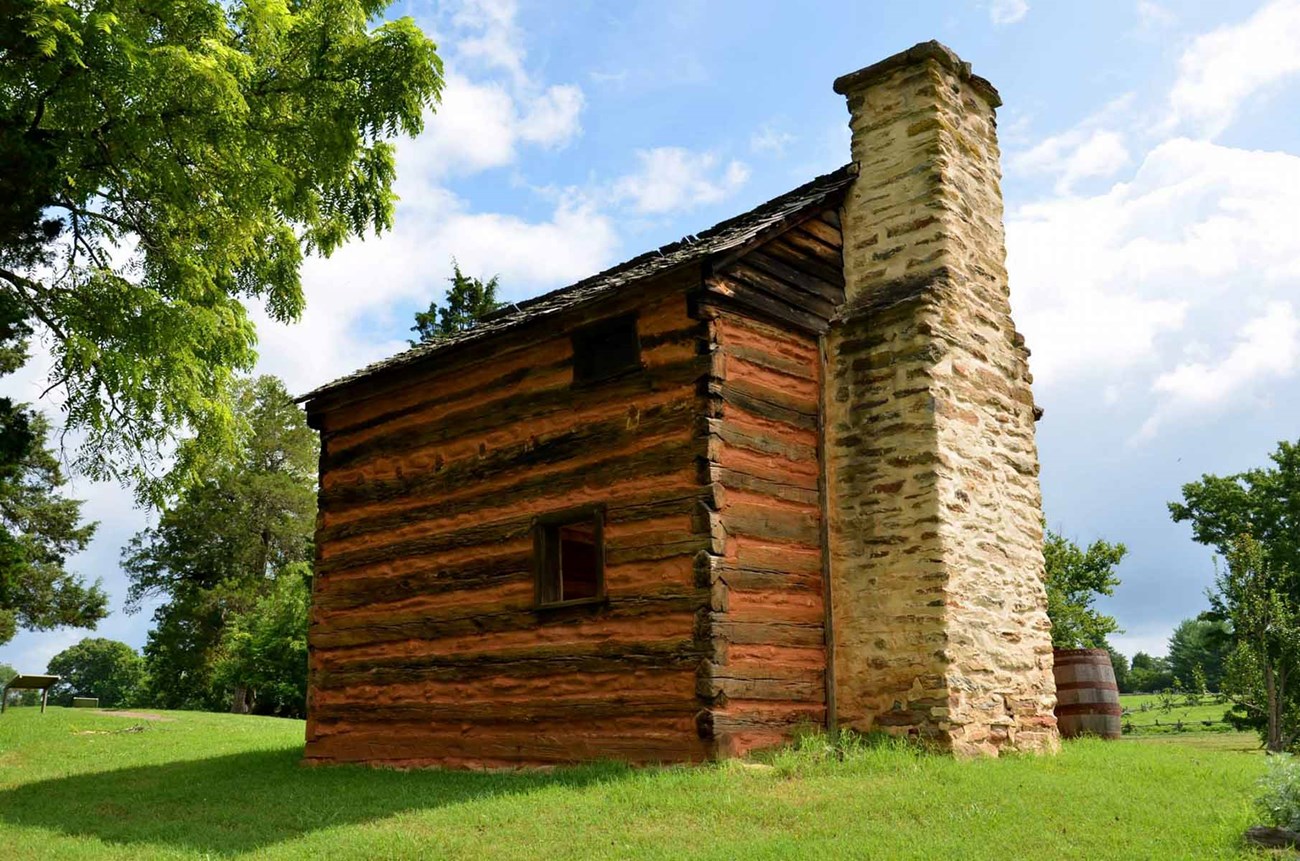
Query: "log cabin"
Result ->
[[297, 41, 1060, 767]]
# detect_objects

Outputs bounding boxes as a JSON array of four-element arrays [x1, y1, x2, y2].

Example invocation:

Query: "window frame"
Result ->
[[570, 313, 644, 388], [532, 504, 607, 610]]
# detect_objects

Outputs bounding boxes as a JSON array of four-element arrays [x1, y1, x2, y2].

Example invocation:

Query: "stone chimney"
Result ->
[[823, 42, 1058, 755]]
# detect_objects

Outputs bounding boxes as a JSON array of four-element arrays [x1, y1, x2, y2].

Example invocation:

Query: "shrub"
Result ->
[[1256, 755, 1300, 831]]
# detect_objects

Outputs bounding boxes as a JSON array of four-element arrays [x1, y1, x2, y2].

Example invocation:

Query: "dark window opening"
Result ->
[[571, 314, 642, 385], [535, 507, 605, 607]]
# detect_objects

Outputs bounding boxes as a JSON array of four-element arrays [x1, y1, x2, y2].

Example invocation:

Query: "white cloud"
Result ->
[[612, 148, 750, 215], [450, 0, 529, 87], [1014, 129, 1131, 194], [520, 85, 585, 148], [408, 1, 585, 179], [1009, 138, 1300, 390], [1136, 1, 1176, 30], [1167, 0, 1300, 137], [989, 0, 1029, 25], [1137, 302, 1299, 439], [411, 75, 518, 177], [750, 123, 796, 157]]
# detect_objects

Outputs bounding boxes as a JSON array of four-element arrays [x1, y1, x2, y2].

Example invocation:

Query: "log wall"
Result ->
[[696, 308, 827, 756], [305, 281, 718, 767], [305, 206, 847, 767], [693, 208, 845, 756]]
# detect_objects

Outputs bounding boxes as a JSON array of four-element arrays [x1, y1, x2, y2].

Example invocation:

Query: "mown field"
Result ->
[[0, 707, 1270, 860], [1120, 693, 1239, 736]]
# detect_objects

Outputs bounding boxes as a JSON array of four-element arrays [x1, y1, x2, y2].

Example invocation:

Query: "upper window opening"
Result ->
[[535, 507, 605, 607], [572, 314, 642, 385]]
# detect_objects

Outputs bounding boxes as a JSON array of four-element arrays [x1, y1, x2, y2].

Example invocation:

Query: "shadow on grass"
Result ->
[[0, 746, 630, 855]]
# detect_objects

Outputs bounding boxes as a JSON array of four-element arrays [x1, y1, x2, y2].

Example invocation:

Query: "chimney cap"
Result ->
[[832, 40, 1001, 108]]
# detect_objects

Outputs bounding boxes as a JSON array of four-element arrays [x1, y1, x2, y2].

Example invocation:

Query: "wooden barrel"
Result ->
[[1053, 648, 1122, 739]]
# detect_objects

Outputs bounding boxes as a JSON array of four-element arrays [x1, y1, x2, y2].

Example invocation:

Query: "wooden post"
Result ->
[[40, 687, 47, 713]]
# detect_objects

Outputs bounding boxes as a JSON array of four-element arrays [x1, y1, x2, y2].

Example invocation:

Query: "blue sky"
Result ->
[[4, 0, 1300, 671]]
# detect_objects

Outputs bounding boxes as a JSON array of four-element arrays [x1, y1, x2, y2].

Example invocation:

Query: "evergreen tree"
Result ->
[[123, 376, 317, 711], [411, 261, 503, 345], [0, 296, 103, 646]]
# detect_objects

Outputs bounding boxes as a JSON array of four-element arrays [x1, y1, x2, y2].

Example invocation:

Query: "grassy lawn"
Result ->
[[0, 707, 1271, 860], [1120, 693, 1237, 736]]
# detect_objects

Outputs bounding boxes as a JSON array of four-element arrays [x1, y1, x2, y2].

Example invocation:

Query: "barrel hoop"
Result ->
[[1054, 680, 1119, 692], [1053, 648, 1112, 659], [1055, 703, 1123, 717]]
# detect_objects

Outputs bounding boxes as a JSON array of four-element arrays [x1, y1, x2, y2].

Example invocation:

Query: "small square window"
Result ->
[[571, 314, 642, 385], [534, 507, 606, 607]]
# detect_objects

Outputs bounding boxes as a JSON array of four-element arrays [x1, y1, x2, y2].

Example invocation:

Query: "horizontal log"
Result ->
[[701, 282, 829, 335], [698, 670, 825, 704], [322, 464, 702, 547], [312, 696, 700, 725], [711, 618, 825, 648], [797, 217, 842, 248], [710, 381, 818, 431], [720, 499, 821, 545], [305, 724, 708, 765], [309, 282, 695, 425], [777, 225, 842, 267], [713, 564, 822, 592], [313, 591, 708, 650], [324, 353, 708, 474], [723, 263, 838, 320], [321, 424, 697, 523], [314, 550, 531, 612], [720, 342, 817, 382], [759, 235, 846, 288], [741, 250, 844, 304], [313, 639, 707, 690], [705, 417, 818, 463], [713, 467, 819, 506]]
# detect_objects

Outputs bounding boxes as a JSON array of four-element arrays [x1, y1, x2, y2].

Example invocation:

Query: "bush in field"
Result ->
[[1257, 755, 1300, 831]]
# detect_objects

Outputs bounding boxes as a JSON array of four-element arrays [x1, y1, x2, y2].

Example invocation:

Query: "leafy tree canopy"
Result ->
[[46, 636, 144, 707], [1167, 615, 1232, 693], [1107, 646, 1131, 693], [1, 0, 442, 500], [213, 563, 310, 717], [411, 260, 503, 345], [123, 375, 317, 710], [1169, 439, 1300, 579], [1043, 527, 1126, 649], [1128, 651, 1174, 693], [1215, 535, 1300, 751]]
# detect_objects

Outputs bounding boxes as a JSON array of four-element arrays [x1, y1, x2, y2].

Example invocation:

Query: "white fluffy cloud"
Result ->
[[1167, 0, 1300, 137], [612, 148, 750, 215], [1013, 128, 1131, 194], [409, 0, 585, 180], [411, 75, 584, 179], [1009, 139, 1300, 393], [1138, 302, 1299, 439], [989, 0, 1029, 26]]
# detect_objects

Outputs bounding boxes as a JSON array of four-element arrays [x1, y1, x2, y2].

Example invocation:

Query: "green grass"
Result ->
[[1121, 693, 1237, 735], [0, 707, 1272, 859]]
